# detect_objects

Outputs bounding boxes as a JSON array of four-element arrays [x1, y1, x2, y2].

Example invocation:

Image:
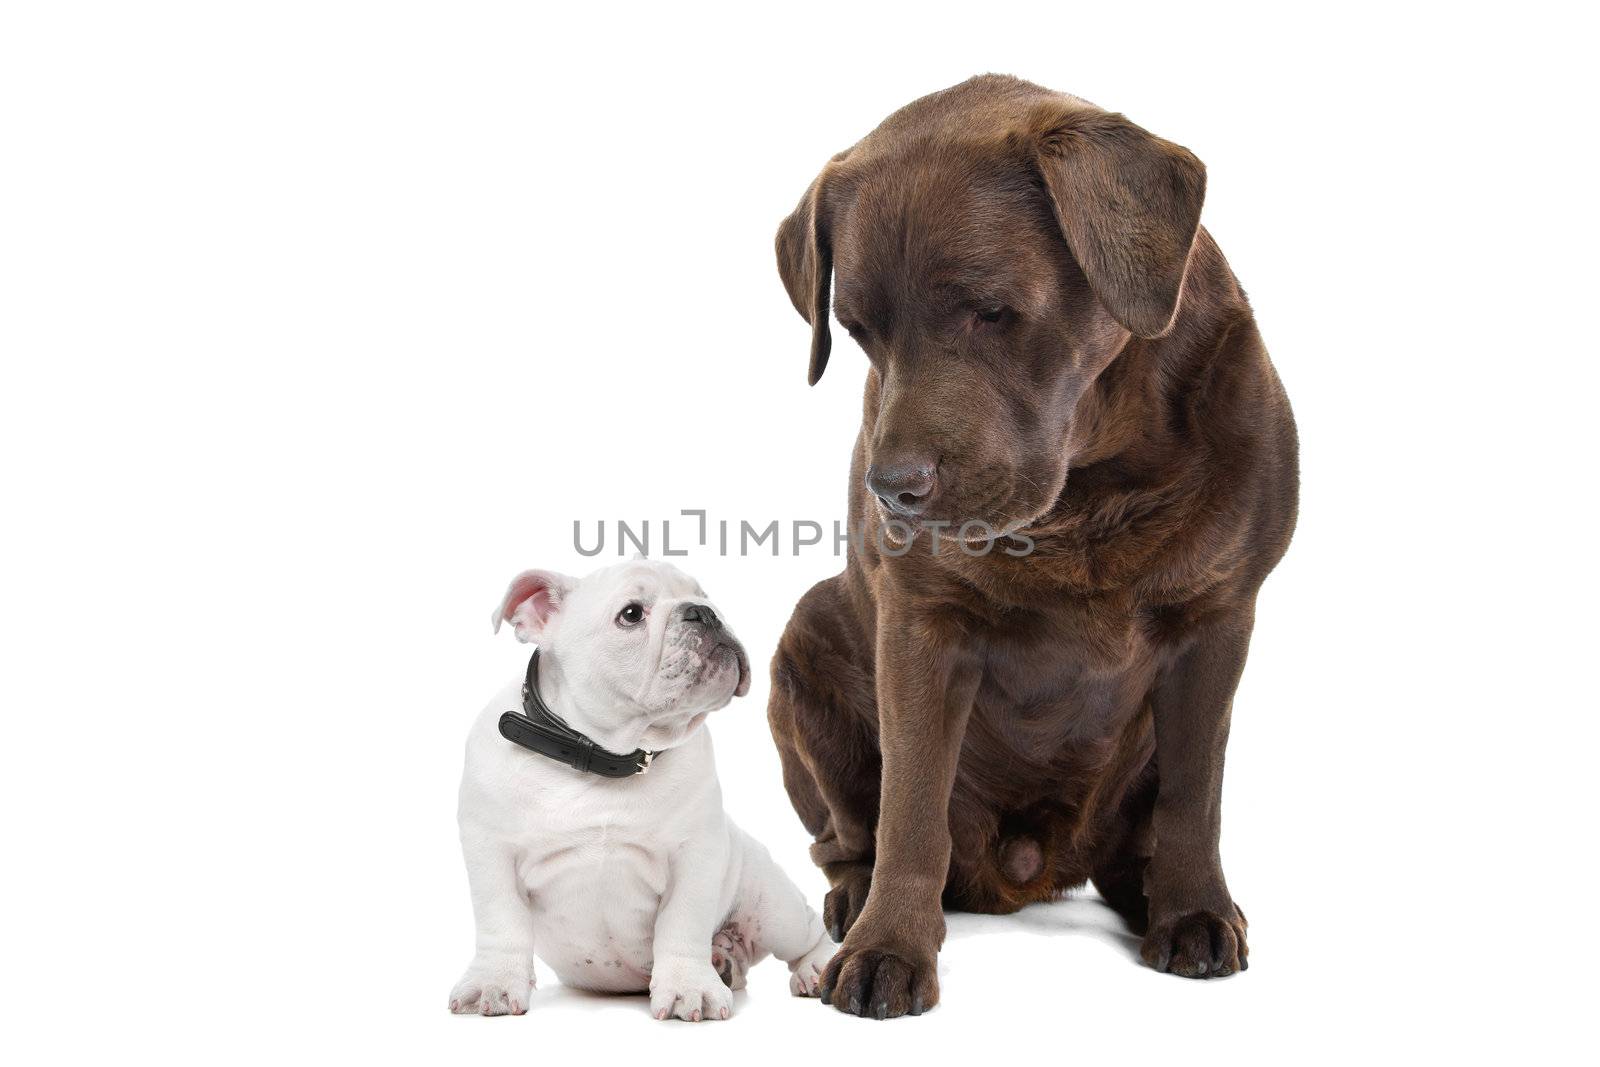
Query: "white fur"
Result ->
[[450, 560, 833, 1021]]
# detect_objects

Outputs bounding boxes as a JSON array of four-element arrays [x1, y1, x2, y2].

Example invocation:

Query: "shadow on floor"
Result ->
[[515, 984, 751, 1017], [459, 893, 1142, 1017], [943, 891, 1142, 962]]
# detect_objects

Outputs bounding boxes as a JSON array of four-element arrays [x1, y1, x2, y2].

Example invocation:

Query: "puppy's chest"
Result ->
[[512, 788, 671, 899], [482, 729, 714, 907], [511, 793, 672, 988]]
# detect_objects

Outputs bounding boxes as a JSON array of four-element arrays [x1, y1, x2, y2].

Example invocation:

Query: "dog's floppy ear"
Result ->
[[775, 162, 842, 385], [1031, 108, 1206, 339], [491, 569, 575, 643]]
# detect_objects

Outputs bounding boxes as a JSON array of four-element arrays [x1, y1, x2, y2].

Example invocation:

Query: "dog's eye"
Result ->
[[616, 602, 645, 627], [975, 306, 1006, 326]]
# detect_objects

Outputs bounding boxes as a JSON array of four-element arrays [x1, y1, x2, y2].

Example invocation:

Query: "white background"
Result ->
[[3, 1, 1594, 1062]]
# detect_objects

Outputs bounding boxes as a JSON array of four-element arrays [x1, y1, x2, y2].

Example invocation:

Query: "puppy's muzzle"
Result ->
[[678, 602, 723, 631], [677, 602, 751, 697]]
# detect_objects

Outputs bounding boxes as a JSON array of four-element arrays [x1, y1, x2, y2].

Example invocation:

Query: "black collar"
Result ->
[[497, 649, 655, 778]]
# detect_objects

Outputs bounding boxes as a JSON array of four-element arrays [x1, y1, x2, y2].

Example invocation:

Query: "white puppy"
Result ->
[[449, 559, 833, 1021]]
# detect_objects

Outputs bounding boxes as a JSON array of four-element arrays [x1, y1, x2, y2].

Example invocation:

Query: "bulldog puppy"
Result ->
[[449, 559, 833, 1021]]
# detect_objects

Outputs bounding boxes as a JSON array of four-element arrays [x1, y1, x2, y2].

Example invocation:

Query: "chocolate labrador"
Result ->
[[767, 75, 1298, 1018]]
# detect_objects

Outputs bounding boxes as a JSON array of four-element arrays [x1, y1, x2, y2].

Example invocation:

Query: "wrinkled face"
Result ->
[[495, 560, 750, 750], [829, 149, 1127, 535]]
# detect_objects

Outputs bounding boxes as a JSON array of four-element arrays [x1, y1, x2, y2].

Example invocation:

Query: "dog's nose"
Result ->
[[867, 458, 937, 516], [680, 603, 723, 631]]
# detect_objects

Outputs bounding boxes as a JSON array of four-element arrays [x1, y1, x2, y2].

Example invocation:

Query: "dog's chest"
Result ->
[[515, 796, 672, 904], [518, 822, 667, 991], [972, 596, 1158, 750], [477, 730, 717, 992]]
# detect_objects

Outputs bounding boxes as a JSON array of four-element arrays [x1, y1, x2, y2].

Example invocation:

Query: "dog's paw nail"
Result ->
[[690, 1009, 702, 1022], [720, 1006, 730, 1020], [1142, 909, 1248, 979]]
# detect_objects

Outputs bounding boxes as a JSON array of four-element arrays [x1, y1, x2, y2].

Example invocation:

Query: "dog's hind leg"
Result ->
[[768, 578, 883, 943], [729, 827, 833, 997], [1090, 771, 1158, 934], [710, 922, 753, 990]]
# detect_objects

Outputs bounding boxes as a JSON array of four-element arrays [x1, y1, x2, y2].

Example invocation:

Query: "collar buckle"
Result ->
[[500, 649, 662, 779]]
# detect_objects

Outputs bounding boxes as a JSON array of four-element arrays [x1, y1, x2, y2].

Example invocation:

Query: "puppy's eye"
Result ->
[[975, 306, 1006, 326], [616, 602, 645, 627]]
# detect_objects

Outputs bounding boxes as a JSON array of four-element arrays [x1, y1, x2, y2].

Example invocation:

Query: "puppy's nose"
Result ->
[[680, 603, 723, 631], [867, 458, 937, 516]]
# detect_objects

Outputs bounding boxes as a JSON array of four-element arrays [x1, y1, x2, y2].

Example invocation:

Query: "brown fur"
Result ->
[[768, 75, 1298, 1018]]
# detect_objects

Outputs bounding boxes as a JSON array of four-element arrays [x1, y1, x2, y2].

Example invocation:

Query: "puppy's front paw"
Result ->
[[649, 957, 733, 1022], [448, 961, 533, 1016]]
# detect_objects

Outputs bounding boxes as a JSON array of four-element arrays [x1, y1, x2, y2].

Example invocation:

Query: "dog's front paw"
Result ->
[[819, 937, 938, 1019], [449, 961, 533, 1016], [788, 937, 835, 997], [1140, 904, 1249, 978], [649, 957, 734, 1022]]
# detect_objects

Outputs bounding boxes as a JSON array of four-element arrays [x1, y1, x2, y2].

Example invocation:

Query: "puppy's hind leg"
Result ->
[[711, 922, 753, 991], [732, 828, 833, 997]]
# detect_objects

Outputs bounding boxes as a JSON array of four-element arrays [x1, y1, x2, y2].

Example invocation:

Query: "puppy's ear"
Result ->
[[491, 569, 575, 643], [1031, 108, 1206, 339], [775, 162, 843, 385]]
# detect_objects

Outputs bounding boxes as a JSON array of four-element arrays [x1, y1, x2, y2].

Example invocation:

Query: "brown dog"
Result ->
[[768, 75, 1297, 1018]]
